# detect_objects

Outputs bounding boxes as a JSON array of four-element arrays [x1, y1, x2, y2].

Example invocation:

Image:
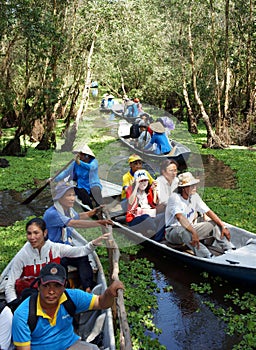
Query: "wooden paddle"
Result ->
[[21, 158, 74, 205]]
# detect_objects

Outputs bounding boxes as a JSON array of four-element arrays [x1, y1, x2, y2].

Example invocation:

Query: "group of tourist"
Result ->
[[0, 143, 124, 350], [121, 153, 235, 256], [0, 138, 235, 349]]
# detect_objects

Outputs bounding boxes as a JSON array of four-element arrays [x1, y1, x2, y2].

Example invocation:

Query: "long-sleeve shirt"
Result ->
[[5, 240, 95, 302], [144, 132, 171, 154], [43, 206, 79, 244], [54, 159, 102, 194]]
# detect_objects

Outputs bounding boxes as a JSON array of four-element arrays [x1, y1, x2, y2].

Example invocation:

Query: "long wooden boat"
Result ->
[[118, 120, 191, 165], [0, 230, 116, 350], [101, 179, 122, 199], [113, 220, 256, 285]]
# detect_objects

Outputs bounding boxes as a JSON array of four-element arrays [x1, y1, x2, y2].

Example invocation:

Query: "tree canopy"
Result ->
[[0, 0, 255, 153]]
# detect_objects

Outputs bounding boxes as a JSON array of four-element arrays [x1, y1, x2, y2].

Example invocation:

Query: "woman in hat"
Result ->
[[144, 121, 172, 155], [72, 144, 103, 209], [125, 170, 165, 242], [54, 144, 102, 209], [121, 154, 154, 211], [165, 172, 235, 258]]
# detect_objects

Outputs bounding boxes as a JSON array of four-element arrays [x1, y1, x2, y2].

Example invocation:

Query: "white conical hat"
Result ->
[[72, 144, 95, 157]]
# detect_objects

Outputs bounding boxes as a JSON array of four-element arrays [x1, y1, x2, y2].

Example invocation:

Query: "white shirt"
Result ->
[[165, 192, 210, 227], [156, 175, 179, 205], [0, 305, 14, 350]]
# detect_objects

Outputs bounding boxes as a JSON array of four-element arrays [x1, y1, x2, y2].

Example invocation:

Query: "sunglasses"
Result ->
[[132, 161, 142, 165]]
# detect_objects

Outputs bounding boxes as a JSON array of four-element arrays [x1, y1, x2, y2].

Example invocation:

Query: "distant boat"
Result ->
[[118, 120, 191, 165], [114, 220, 256, 286], [111, 104, 151, 123]]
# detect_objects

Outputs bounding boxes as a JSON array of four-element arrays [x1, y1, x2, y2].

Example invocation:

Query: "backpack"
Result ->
[[28, 290, 76, 333], [0, 299, 7, 314], [130, 123, 140, 138]]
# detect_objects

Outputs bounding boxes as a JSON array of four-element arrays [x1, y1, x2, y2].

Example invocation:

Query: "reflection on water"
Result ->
[[139, 248, 241, 350]]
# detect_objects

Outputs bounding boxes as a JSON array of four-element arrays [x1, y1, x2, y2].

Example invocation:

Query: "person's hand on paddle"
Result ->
[[92, 232, 111, 246], [97, 219, 114, 227]]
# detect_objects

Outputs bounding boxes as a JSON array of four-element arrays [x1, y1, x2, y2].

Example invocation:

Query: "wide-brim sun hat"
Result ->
[[128, 154, 142, 163], [178, 172, 200, 187], [72, 144, 95, 157], [134, 169, 149, 182], [149, 121, 165, 133], [53, 181, 76, 201], [108, 94, 114, 99]]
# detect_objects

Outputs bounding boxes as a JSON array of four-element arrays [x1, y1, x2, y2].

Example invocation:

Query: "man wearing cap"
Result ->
[[43, 182, 113, 291], [12, 263, 124, 350], [144, 121, 172, 155], [165, 172, 235, 258], [121, 154, 154, 211]]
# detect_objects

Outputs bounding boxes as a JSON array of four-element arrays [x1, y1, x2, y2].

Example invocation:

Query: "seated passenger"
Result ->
[[144, 122, 172, 155], [107, 94, 115, 109], [126, 170, 165, 242], [12, 262, 124, 350], [43, 182, 113, 292], [121, 154, 154, 212], [124, 100, 139, 118], [165, 172, 235, 258], [0, 300, 14, 350], [156, 159, 179, 212], [136, 120, 151, 149], [54, 144, 103, 209], [5, 217, 110, 307]]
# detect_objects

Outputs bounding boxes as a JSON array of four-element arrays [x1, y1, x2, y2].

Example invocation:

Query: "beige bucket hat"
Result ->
[[178, 172, 200, 187]]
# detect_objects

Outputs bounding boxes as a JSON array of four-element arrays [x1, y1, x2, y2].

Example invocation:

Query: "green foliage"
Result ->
[[0, 148, 53, 191], [191, 133, 256, 232], [0, 219, 29, 272]]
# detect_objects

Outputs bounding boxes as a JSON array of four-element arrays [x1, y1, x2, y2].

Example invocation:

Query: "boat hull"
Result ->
[[114, 222, 256, 285]]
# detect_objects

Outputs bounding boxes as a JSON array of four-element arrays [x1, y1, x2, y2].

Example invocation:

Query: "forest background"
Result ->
[[0, 0, 255, 155], [0, 1, 256, 348]]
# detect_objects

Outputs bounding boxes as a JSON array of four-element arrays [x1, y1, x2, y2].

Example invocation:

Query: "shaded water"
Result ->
[[138, 248, 245, 350]]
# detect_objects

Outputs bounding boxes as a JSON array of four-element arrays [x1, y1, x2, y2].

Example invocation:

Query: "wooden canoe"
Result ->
[[0, 230, 116, 349], [101, 179, 122, 199], [113, 220, 256, 285], [118, 120, 191, 165]]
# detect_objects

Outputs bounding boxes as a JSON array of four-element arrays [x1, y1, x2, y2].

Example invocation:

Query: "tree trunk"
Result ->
[[75, 27, 99, 127], [209, 0, 222, 135], [188, 6, 226, 148]]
